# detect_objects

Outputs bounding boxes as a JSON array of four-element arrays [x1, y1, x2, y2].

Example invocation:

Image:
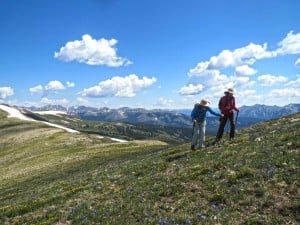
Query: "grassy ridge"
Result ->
[[0, 110, 299, 224]]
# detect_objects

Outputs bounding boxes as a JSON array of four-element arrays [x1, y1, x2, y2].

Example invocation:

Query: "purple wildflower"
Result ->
[[197, 213, 207, 219]]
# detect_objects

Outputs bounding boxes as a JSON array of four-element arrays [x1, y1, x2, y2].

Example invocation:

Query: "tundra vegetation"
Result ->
[[0, 109, 299, 225]]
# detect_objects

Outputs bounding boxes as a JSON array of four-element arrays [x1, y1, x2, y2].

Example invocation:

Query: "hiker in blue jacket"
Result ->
[[191, 99, 223, 150]]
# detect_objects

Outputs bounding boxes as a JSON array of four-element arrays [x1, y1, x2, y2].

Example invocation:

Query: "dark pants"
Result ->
[[216, 113, 235, 140]]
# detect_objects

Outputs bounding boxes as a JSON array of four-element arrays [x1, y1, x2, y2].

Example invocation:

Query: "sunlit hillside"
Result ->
[[0, 108, 299, 225]]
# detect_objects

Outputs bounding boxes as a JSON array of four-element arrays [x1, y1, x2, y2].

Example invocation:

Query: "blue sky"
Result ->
[[0, 0, 299, 109]]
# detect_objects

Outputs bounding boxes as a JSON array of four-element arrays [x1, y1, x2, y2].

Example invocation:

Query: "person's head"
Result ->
[[199, 99, 210, 107], [224, 88, 234, 96]]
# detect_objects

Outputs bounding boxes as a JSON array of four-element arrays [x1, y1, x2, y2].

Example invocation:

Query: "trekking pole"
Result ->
[[235, 111, 239, 126], [192, 121, 195, 137]]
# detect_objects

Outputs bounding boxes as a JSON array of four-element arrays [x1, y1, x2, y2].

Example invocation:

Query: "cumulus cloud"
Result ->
[[189, 43, 273, 75], [30, 80, 75, 97], [276, 31, 300, 55], [81, 74, 157, 98], [236, 89, 262, 105], [29, 85, 43, 93], [183, 68, 256, 96], [54, 34, 131, 67], [237, 89, 256, 96], [179, 83, 204, 95], [184, 31, 300, 98], [285, 75, 300, 88], [41, 97, 70, 105], [268, 88, 300, 103], [185, 43, 272, 96], [270, 88, 300, 99], [0, 87, 14, 99], [155, 97, 174, 107], [295, 58, 300, 67], [235, 65, 257, 76], [76, 97, 89, 105], [45, 80, 65, 91], [66, 81, 75, 88], [257, 74, 288, 86], [231, 77, 255, 90]]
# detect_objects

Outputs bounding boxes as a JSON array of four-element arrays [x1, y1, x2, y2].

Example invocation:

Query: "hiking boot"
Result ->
[[191, 145, 196, 151], [214, 140, 221, 146], [229, 137, 235, 141]]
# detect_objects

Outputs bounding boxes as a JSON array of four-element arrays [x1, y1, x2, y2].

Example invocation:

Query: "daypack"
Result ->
[[219, 95, 235, 114], [191, 103, 207, 121]]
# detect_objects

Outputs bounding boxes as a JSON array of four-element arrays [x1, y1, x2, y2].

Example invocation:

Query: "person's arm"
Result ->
[[207, 107, 221, 117]]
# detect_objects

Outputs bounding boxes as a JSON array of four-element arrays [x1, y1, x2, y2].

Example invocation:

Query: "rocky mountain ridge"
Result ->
[[27, 104, 300, 130]]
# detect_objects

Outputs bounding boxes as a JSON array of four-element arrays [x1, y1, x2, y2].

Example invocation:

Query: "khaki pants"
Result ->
[[191, 121, 206, 148]]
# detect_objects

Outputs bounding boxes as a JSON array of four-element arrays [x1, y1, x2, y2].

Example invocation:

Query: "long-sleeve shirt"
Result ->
[[218, 95, 239, 115], [191, 104, 221, 123]]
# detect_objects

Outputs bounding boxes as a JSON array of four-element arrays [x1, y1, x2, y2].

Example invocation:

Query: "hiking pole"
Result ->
[[234, 111, 239, 138], [192, 121, 195, 138], [235, 111, 239, 126]]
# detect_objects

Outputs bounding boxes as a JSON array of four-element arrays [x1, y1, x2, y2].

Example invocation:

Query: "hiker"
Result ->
[[215, 88, 239, 143], [191, 99, 223, 150]]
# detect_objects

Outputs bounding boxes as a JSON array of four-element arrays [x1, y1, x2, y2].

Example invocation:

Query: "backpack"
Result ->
[[219, 95, 235, 114]]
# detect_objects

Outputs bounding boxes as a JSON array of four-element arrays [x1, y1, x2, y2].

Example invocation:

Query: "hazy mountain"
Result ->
[[238, 104, 300, 119], [26, 104, 300, 130]]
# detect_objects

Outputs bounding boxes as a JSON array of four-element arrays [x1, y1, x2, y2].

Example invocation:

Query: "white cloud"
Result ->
[[268, 88, 300, 102], [54, 34, 131, 67], [45, 80, 65, 91], [236, 89, 262, 106], [81, 74, 157, 98], [285, 75, 300, 88], [295, 58, 300, 67], [186, 31, 300, 100], [66, 81, 75, 88], [276, 31, 300, 55], [179, 83, 204, 95], [41, 97, 69, 105], [155, 97, 174, 107], [226, 87, 300, 106], [233, 76, 256, 88], [237, 89, 256, 96], [182, 68, 255, 97], [269, 88, 300, 97], [30, 80, 75, 98], [190, 42, 273, 75], [29, 86, 41, 93], [189, 61, 209, 75], [29, 85, 43, 93], [191, 69, 229, 87], [186, 42, 274, 96], [235, 65, 257, 76], [76, 97, 89, 105], [257, 74, 288, 86], [0, 87, 14, 99]]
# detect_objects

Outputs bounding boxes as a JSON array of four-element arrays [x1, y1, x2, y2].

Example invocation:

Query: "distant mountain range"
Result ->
[[27, 103, 300, 134], [238, 104, 300, 119]]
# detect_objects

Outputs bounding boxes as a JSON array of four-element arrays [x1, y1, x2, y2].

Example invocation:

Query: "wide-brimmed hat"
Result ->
[[224, 88, 235, 95], [199, 99, 210, 107]]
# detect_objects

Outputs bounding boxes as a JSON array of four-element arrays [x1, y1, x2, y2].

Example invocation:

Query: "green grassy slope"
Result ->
[[0, 110, 299, 225], [27, 113, 192, 143]]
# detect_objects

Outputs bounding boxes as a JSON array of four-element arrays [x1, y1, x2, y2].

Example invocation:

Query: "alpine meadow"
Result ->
[[1, 1, 300, 224], [0, 107, 299, 225]]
